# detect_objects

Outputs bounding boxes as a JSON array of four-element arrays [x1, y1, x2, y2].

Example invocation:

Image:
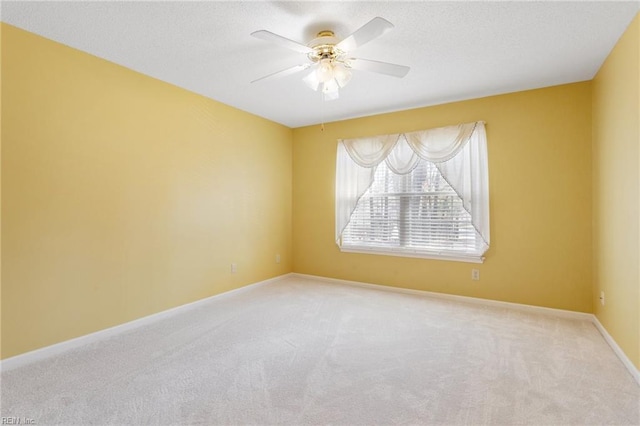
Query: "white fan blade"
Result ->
[[323, 89, 339, 101], [251, 30, 313, 54], [347, 58, 410, 78], [336, 17, 394, 53], [251, 63, 311, 83]]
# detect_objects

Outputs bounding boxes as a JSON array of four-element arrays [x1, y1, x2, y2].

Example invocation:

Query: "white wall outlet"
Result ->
[[276, 254, 281, 264], [231, 263, 237, 274], [471, 269, 480, 281], [600, 291, 605, 306]]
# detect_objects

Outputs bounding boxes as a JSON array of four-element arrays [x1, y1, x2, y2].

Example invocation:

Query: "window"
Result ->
[[342, 159, 480, 257], [335, 122, 489, 263]]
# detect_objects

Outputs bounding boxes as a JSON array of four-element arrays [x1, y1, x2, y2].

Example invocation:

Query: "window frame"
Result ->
[[339, 244, 485, 263]]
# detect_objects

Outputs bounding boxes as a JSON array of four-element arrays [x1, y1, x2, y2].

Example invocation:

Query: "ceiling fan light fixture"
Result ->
[[316, 59, 334, 83], [322, 80, 340, 101], [304, 60, 349, 98], [323, 78, 339, 94], [333, 63, 352, 88]]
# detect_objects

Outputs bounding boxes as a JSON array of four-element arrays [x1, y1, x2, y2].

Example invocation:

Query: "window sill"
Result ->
[[339, 245, 485, 264]]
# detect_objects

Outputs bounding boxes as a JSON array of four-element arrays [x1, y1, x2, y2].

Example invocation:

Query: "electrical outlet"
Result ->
[[231, 263, 237, 274], [600, 291, 605, 306], [471, 269, 480, 281], [276, 254, 281, 264]]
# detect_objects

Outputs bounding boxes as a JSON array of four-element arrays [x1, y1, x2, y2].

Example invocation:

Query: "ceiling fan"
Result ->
[[250, 17, 410, 101]]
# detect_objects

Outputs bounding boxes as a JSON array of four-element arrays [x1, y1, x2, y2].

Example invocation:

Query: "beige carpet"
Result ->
[[1, 275, 639, 425]]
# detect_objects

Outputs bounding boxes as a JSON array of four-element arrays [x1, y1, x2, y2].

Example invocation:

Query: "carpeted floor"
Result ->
[[1, 276, 639, 425]]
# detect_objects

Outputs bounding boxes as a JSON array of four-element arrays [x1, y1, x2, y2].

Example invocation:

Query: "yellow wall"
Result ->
[[293, 83, 593, 313], [592, 14, 640, 370], [1, 24, 293, 359]]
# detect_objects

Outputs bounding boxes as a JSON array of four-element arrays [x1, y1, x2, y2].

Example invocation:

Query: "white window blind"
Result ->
[[342, 160, 481, 256], [335, 121, 489, 262]]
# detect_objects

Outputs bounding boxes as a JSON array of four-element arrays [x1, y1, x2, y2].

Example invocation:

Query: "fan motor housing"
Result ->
[[307, 30, 344, 62]]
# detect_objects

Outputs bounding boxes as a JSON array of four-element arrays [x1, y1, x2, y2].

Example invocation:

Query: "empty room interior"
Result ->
[[1, 1, 639, 425]]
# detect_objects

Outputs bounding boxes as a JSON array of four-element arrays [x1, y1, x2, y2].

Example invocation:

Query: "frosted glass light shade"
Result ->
[[333, 63, 352, 88], [303, 60, 351, 100], [303, 70, 320, 91], [322, 78, 339, 94], [316, 59, 334, 83]]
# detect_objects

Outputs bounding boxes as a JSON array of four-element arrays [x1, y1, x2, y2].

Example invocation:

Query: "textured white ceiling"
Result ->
[[2, 1, 638, 128]]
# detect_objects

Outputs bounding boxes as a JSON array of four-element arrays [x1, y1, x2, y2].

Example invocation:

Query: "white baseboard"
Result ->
[[292, 273, 592, 321], [591, 316, 640, 386], [1, 273, 293, 372]]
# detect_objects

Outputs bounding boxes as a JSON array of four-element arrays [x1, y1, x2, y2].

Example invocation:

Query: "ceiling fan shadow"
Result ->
[[302, 21, 350, 43]]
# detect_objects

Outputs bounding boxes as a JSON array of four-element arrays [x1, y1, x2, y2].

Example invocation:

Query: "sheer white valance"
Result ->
[[336, 121, 490, 258]]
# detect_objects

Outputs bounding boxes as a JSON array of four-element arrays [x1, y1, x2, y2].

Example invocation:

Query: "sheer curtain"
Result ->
[[335, 121, 489, 254]]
